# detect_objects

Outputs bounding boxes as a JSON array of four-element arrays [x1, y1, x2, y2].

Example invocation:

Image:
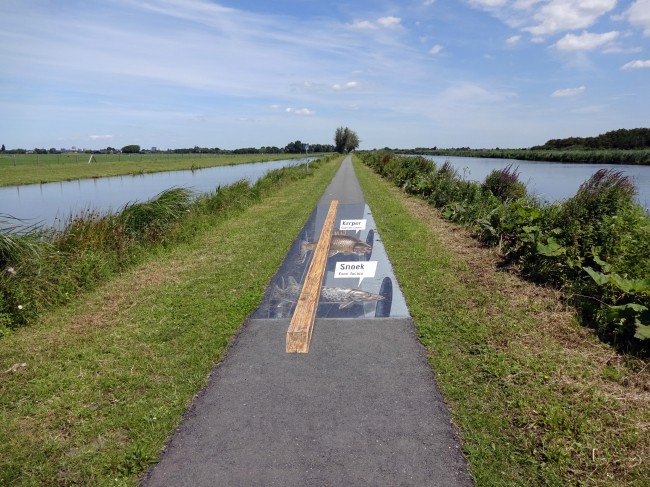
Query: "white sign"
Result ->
[[334, 261, 378, 286], [339, 219, 366, 234]]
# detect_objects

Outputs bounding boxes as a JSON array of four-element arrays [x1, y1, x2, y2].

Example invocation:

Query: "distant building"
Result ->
[[151, 146, 158, 152]]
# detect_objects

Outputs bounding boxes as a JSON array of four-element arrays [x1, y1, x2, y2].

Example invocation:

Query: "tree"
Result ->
[[121, 144, 141, 153], [284, 140, 304, 154], [1, 144, 5, 152], [334, 126, 360, 153]]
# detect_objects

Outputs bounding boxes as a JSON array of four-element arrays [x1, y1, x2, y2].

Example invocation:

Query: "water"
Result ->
[[420, 155, 650, 211], [0, 158, 315, 228]]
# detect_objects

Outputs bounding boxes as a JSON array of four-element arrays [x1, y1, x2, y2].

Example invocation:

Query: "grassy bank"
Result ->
[[0, 152, 318, 187], [358, 151, 650, 354], [0, 156, 338, 333], [0, 155, 342, 485], [353, 156, 649, 486]]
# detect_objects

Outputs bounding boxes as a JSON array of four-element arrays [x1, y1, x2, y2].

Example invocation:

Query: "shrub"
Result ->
[[482, 165, 527, 202]]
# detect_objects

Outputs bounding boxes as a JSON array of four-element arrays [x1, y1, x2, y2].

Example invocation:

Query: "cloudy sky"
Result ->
[[1, 0, 649, 150]]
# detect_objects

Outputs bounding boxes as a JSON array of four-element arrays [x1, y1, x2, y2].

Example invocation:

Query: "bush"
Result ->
[[482, 165, 527, 202]]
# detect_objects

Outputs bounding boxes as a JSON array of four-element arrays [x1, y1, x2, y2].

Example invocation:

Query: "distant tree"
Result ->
[[284, 140, 304, 154], [1, 144, 5, 152], [334, 126, 360, 153], [121, 144, 141, 153]]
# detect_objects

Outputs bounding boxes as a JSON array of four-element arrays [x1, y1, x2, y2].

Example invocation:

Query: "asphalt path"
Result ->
[[142, 156, 473, 486]]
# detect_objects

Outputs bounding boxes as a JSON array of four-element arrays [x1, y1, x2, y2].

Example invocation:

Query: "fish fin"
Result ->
[[328, 250, 340, 257], [299, 241, 314, 263], [338, 301, 355, 309]]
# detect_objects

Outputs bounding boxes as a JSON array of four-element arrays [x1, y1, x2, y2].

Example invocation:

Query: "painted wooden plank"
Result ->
[[286, 200, 338, 353]]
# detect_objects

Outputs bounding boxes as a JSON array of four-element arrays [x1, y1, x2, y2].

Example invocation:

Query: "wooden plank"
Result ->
[[286, 200, 338, 353]]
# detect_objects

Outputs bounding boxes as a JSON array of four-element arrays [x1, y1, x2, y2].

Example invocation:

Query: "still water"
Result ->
[[0, 158, 314, 228], [421, 155, 650, 211]]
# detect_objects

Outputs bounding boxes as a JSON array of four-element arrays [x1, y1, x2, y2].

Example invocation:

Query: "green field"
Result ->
[[0, 152, 318, 187]]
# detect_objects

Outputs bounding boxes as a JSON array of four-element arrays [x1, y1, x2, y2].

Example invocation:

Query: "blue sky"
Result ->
[[1, 0, 649, 150]]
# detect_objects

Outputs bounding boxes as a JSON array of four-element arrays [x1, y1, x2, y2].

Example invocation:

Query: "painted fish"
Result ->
[[300, 231, 372, 262], [320, 286, 384, 309], [271, 276, 384, 309]]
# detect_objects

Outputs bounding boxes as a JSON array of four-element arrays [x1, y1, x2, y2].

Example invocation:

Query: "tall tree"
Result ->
[[334, 126, 360, 153], [1, 144, 5, 152]]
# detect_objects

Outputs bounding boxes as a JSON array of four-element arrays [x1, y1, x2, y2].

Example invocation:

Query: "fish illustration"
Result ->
[[271, 276, 384, 310], [300, 231, 372, 262]]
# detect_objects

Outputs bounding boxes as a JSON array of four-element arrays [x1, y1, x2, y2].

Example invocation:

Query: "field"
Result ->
[[0, 152, 316, 187]]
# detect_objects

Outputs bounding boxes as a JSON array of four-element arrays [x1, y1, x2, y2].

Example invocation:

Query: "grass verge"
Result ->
[[0, 153, 317, 187], [353, 156, 649, 486], [0, 156, 343, 486]]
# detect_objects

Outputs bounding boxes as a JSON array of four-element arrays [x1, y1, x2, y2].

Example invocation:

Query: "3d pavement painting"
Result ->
[[251, 202, 409, 320]]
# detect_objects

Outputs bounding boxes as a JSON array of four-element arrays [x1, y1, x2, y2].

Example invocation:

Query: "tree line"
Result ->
[[0, 141, 336, 155], [532, 128, 650, 150]]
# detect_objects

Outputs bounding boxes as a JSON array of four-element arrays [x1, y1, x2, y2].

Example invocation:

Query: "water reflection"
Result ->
[[421, 155, 650, 211], [0, 158, 315, 228]]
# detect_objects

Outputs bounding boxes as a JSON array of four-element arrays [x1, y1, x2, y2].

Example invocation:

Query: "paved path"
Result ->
[[142, 156, 472, 486]]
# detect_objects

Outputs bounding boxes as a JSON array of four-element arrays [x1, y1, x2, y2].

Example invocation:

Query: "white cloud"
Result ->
[[625, 0, 650, 36], [525, 0, 617, 37], [377, 16, 402, 29], [423, 0, 436, 5], [506, 35, 521, 45], [429, 44, 444, 55], [350, 20, 376, 30], [285, 107, 315, 116], [332, 81, 361, 90], [468, 0, 508, 8], [552, 86, 586, 97], [442, 82, 516, 103], [621, 59, 650, 70], [350, 16, 402, 30], [89, 134, 113, 140], [553, 30, 619, 51]]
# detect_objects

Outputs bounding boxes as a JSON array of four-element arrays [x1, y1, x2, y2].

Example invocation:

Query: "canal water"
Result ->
[[421, 155, 650, 211], [0, 158, 315, 228]]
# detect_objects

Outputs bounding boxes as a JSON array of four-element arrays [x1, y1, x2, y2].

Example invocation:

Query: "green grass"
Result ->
[[0, 152, 318, 187], [0, 155, 343, 486], [353, 156, 650, 486]]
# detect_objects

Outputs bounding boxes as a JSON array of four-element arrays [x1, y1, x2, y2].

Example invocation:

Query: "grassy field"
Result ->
[[353, 156, 649, 486], [0, 152, 317, 187], [0, 156, 343, 486]]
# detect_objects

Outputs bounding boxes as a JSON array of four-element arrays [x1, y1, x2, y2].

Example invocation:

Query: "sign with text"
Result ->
[[334, 261, 378, 286], [339, 219, 366, 234]]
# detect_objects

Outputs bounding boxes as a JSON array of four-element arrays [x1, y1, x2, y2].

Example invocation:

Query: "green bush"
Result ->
[[482, 165, 527, 202]]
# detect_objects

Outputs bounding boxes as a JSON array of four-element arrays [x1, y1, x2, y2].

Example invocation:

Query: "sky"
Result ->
[[1, 0, 649, 150]]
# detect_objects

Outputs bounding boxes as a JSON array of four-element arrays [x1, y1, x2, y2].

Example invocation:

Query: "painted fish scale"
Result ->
[[272, 277, 384, 309], [300, 230, 372, 260]]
